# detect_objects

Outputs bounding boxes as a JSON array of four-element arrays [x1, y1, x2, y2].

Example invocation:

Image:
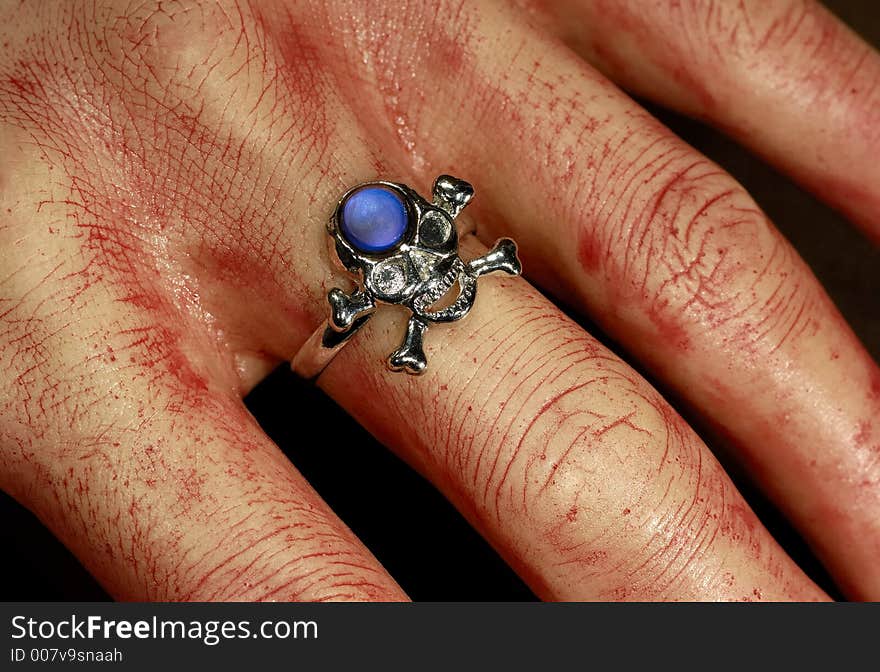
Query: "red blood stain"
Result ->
[[578, 231, 603, 273], [869, 367, 880, 402], [854, 421, 872, 448], [646, 302, 692, 352]]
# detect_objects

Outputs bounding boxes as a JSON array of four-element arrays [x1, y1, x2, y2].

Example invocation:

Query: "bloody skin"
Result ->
[[504, 0, 880, 597], [0, 1, 407, 601], [284, 1, 879, 596], [518, 0, 880, 244], [0, 0, 871, 600], [472, 2, 880, 597]]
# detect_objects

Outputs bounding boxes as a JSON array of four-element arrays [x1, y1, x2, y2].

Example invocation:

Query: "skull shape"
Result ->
[[325, 175, 521, 374]]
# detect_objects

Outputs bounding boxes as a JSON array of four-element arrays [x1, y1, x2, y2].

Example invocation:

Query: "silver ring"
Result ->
[[291, 175, 522, 379]]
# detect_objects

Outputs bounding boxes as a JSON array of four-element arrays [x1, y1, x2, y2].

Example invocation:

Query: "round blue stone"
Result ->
[[340, 186, 409, 253]]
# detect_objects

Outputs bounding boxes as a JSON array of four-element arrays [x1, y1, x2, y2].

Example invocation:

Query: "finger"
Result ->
[[519, 0, 880, 244], [317, 237, 827, 601], [0, 3, 403, 598], [319, 2, 880, 597], [0, 260, 405, 602], [1, 0, 826, 601], [0, 193, 405, 602]]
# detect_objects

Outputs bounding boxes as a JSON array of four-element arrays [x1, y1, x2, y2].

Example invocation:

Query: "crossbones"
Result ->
[[326, 175, 521, 374]]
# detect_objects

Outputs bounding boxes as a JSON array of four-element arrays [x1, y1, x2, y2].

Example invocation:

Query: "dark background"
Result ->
[[3, 0, 878, 601]]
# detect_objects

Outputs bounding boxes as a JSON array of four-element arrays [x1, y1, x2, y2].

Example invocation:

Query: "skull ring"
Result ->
[[291, 175, 522, 378]]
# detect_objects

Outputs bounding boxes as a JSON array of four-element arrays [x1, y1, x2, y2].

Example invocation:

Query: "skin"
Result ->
[[0, 0, 877, 601]]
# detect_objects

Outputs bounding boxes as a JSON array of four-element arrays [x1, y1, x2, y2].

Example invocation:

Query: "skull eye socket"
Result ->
[[371, 257, 410, 296], [339, 185, 410, 254], [418, 210, 453, 247]]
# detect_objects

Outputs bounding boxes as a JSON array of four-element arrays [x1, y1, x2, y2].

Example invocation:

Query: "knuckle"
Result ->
[[688, 0, 880, 122], [0, 0, 313, 368], [648, 0, 816, 62], [523, 385, 758, 600], [587, 137, 813, 354], [404, 295, 761, 598], [180, 516, 396, 602]]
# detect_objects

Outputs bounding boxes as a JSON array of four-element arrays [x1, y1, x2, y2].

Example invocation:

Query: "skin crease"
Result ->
[[324, 238, 824, 600], [516, 0, 880, 244], [0, 0, 870, 600]]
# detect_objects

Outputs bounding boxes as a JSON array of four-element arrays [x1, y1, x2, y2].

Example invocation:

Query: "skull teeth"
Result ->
[[412, 258, 464, 311], [422, 275, 476, 322], [412, 258, 477, 321]]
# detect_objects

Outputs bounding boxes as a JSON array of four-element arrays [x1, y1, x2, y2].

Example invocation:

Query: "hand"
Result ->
[[1, 0, 878, 601]]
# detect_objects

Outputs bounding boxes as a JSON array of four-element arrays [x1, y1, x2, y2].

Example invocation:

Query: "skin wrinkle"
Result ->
[[520, 0, 880, 241], [0, 0, 812, 600], [322, 269, 822, 600], [395, 6, 831, 362], [590, 143, 821, 360]]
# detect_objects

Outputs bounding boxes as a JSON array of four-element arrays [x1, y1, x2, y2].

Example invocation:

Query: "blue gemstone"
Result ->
[[340, 186, 409, 253]]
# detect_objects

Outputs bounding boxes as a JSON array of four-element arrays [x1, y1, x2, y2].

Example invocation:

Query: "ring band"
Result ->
[[291, 175, 522, 379]]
